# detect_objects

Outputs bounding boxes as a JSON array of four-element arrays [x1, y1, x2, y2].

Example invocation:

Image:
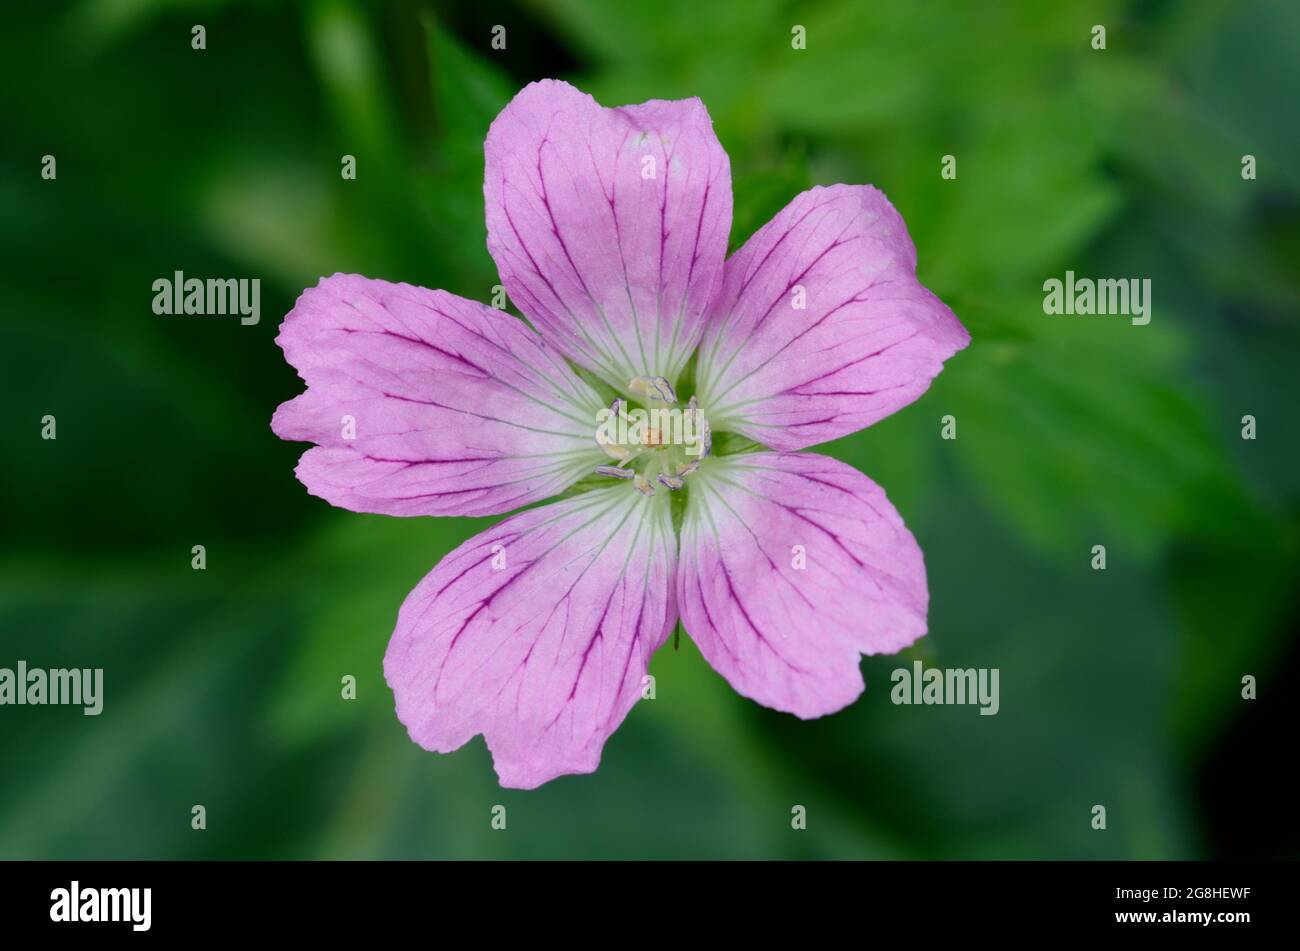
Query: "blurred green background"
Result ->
[[2, 0, 1297, 859]]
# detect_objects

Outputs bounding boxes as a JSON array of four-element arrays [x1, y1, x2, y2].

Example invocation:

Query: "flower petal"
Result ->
[[272, 274, 606, 518], [695, 185, 969, 451], [678, 451, 927, 718], [485, 79, 732, 390], [384, 485, 677, 789]]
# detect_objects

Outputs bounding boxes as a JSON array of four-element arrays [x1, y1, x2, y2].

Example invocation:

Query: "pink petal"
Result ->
[[384, 486, 677, 789], [695, 185, 969, 451], [485, 79, 732, 390], [272, 274, 607, 518], [678, 451, 927, 718]]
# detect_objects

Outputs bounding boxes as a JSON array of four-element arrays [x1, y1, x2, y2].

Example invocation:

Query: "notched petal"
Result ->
[[271, 274, 606, 518], [484, 79, 733, 389], [695, 185, 970, 451], [678, 452, 927, 718], [384, 487, 677, 789]]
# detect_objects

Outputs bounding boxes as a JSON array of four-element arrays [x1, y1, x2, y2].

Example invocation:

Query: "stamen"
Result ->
[[596, 465, 635, 479], [656, 474, 684, 491], [596, 397, 630, 461], [681, 394, 712, 461], [628, 376, 677, 403], [596, 429, 633, 462], [632, 475, 655, 497], [675, 460, 700, 477]]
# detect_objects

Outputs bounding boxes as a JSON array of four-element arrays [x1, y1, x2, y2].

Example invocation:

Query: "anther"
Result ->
[[656, 474, 684, 491], [682, 414, 712, 460], [596, 465, 635, 479], [633, 475, 655, 497], [682, 395, 712, 460], [596, 429, 633, 462], [629, 376, 677, 403]]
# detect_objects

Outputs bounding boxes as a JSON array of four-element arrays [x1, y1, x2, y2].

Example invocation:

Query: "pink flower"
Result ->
[[272, 80, 969, 788]]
